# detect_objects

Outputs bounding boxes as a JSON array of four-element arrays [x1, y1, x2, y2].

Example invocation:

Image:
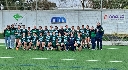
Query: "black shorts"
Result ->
[[77, 44, 81, 48]]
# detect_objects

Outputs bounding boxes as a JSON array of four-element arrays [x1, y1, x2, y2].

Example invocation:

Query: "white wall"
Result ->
[[0, 10, 128, 34]]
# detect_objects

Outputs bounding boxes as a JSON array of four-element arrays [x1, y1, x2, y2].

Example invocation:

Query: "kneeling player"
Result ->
[[37, 33, 45, 51], [56, 33, 64, 51], [45, 32, 52, 50], [74, 32, 82, 51], [16, 33, 27, 50], [32, 33, 38, 50], [26, 32, 32, 50]]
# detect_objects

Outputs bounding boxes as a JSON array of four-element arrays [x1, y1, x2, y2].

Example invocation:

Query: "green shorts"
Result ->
[[82, 34, 85, 39], [15, 36, 21, 39]]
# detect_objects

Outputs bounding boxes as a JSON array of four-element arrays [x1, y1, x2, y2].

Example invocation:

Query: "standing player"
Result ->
[[71, 26, 77, 37], [49, 26, 54, 36], [10, 24, 16, 49], [80, 25, 86, 48], [38, 26, 44, 36], [31, 26, 39, 36], [51, 32, 58, 50], [54, 26, 59, 36], [59, 26, 64, 36], [44, 26, 49, 37], [64, 25, 71, 36], [15, 25, 22, 49], [21, 25, 27, 36], [90, 26, 96, 50], [96, 23, 104, 50], [76, 26, 81, 34], [4, 25, 11, 49], [85, 25, 90, 49], [74, 32, 82, 51]]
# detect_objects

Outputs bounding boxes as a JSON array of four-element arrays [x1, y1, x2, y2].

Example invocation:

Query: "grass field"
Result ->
[[0, 43, 127, 70]]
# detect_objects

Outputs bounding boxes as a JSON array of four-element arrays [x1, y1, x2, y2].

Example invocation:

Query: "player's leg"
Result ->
[[16, 41, 21, 50], [10, 35, 15, 49], [37, 41, 40, 50], [41, 42, 45, 51]]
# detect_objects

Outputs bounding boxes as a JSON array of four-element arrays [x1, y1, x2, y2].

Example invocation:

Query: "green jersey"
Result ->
[[10, 27, 16, 35], [26, 35, 32, 42], [45, 35, 51, 42], [38, 35, 45, 42], [80, 28, 85, 35], [64, 28, 71, 34], [21, 28, 27, 35], [76, 36, 82, 44], [85, 29, 90, 37], [21, 36, 27, 43], [63, 35, 69, 43], [4, 29, 11, 37], [39, 29, 44, 35], [71, 29, 77, 37], [54, 29, 59, 36], [51, 35, 57, 42], [57, 36, 63, 43], [44, 29, 49, 36], [49, 29, 54, 36], [31, 29, 39, 35], [15, 28, 22, 37], [90, 29, 96, 38], [32, 36, 38, 43]]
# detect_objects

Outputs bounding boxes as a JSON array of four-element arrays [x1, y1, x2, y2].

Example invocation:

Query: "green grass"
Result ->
[[0, 44, 128, 70]]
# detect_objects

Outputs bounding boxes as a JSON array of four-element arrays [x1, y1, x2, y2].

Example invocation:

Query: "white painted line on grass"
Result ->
[[0, 57, 14, 58], [61, 59, 76, 60], [107, 48, 119, 49], [109, 61, 122, 63], [86, 60, 99, 62], [32, 58, 48, 60], [0, 45, 5, 46]]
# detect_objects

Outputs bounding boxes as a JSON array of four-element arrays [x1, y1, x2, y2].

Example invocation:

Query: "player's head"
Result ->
[[28, 27, 30, 30], [65, 25, 68, 28], [18, 25, 21, 28], [60, 26, 63, 29], [7, 25, 10, 29], [28, 32, 31, 36], [86, 25, 89, 29], [39, 26, 42, 29], [97, 22, 101, 26], [50, 26, 53, 29], [33, 33, 37, 36], [72, 26, 74, 29], [11, 24, 14, 27], [77, 26, 80, 30], [82, 25, 84, 28], [34, 26, 36, 29], [45, 26, 47, 29], [40, 32, 43, 36], [22, 25, 25, 29], [53, 31, 55, 35], [91, 26, 94, 30]]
